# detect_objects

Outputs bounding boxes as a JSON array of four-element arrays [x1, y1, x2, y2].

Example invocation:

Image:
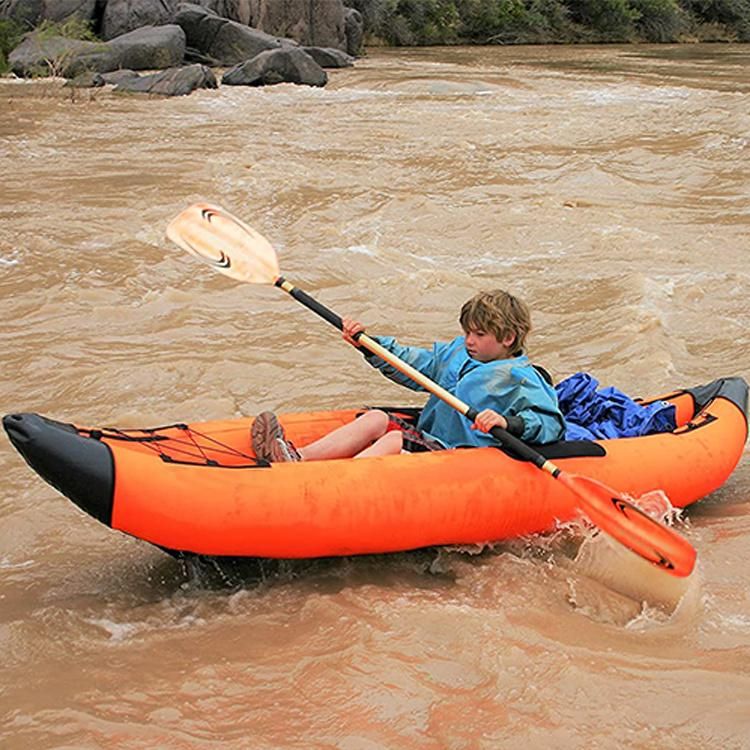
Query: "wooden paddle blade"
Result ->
[[557, 473, 697, 578], [166, 203, 280, 284]]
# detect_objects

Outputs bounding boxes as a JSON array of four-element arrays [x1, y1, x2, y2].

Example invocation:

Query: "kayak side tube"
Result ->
[[3, 413, 114, 526]]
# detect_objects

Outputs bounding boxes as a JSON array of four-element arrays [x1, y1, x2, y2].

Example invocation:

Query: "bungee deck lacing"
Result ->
[[81, 424, 269, 468]]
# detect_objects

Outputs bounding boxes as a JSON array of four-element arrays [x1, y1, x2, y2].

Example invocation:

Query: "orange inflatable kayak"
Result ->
[[4, 377, 747, 559]]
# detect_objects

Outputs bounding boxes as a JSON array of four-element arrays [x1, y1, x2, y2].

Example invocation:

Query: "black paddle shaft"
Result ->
[[474, 410, 550, 470], [276, 278, 343, 330]]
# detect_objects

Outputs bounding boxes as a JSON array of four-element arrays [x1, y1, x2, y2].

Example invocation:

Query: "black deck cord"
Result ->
[[92, 425, 266, 467]]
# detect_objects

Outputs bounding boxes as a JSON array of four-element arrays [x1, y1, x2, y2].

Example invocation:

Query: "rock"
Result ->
[[100, 0, 179, 41], [44, 0, 98, 23], [1, 0, 96, 27], [183, 45, 220, 66], [8, 33, 104, 77], [174, 3, 285, 66], [107, 24, 186, 70], [9, 24, 185, 77], [188, 0, 251, 24], [0, 0, 44, 28], [248, 0, 347, 50], [222, 46, 327, 87], [100, 68, 140, 84], [301, 45, 353, 68], [113, 63, 217, 95], [64, 70, 105, 87], [343, 7, 363, 56]]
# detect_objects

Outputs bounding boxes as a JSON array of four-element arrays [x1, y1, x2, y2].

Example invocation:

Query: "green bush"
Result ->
[[523, 0, 580, 42], [633, 0, 688, 41], [35, 17, 99, 42], [0, 19, 24, 74], [455, 0, 527, 41], [681, 0, 750, 39], [567, 0, 640, 40], [22, 18, 103, 78], [350, 0, 750, 44], [377, 0, 461, 44]]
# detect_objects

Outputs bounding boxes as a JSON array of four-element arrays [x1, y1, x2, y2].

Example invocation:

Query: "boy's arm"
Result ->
[[362, 336, 441, 392], [515, 400, 566, 444], [471, 403, 561, 442], [479, 367, 566, 445], [511, 374, 566, 443]]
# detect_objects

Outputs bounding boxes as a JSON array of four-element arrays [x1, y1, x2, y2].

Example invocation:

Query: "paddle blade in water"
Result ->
[[166, 203, 280, 284], [557, 472, 697, 578]]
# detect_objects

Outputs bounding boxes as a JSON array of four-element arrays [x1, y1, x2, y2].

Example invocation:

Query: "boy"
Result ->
[[253, 289, 565, 462]]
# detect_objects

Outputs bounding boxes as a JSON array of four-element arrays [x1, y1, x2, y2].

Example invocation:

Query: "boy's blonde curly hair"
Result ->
[[459, 289, 531, 354]]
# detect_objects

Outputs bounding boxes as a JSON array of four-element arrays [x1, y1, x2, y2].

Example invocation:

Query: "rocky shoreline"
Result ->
[[2, 1, 362, 96]]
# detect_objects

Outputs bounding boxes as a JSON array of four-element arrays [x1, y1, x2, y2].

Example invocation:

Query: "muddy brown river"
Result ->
[[1, 44, 749, 748]]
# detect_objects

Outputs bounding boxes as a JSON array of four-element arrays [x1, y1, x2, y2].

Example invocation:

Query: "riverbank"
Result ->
[[3, 42, 749, 98], [353, 0, 750, 45], [2, 0, 749, 81]]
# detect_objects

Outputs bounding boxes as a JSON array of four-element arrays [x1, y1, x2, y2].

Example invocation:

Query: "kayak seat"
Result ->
[[367, 406, 607, 460]]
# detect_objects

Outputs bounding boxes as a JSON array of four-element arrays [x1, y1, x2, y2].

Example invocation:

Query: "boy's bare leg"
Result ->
[[299, 410, 395, 461], [353, 430, 403, 458]]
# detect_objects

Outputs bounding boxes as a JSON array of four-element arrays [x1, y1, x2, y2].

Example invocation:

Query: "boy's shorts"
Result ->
[[385, 413, 444, 453]]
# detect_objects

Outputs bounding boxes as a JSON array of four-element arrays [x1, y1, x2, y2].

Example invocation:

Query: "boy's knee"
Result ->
[[362, 409, 389, 437], [382, 430, 403, 451]]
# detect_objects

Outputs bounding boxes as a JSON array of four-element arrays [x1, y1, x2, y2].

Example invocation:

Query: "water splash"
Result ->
[[570, 490, 700, 618], [0, 250, 20, 267]]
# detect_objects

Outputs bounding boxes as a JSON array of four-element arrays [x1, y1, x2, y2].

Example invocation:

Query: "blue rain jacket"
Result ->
[[365, 335, 566, 447], [556, 372, 676, 440]]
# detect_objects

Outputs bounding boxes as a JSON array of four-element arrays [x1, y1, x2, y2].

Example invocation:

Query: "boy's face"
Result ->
[[463, 328, 517, 362]]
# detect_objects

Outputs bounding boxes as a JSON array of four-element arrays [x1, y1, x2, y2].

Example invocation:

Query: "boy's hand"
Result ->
[[472, 409, 508, 433], [342, 317, 366, 347]]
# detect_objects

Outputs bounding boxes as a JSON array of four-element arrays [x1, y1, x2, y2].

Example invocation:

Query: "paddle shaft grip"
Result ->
[[275, 277, 552, 472], [479, 414, 553, 471], [276, 278, 343, 330]]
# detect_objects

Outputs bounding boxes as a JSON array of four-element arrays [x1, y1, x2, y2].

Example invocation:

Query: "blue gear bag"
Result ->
[[555, 372, 677, 441]]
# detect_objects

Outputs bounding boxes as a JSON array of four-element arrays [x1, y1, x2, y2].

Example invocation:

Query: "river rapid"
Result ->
[[1, 44, 749, 748]]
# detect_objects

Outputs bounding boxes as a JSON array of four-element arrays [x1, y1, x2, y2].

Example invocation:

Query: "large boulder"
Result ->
[[222, 47, 327, 87], [343, 6, 362, 56], [113, 63, 217, 95], [8, 23, 185, 77], [107, 24, 186, 69], [100, 0, 179, 41], [100, 68, 140, 84], [8, 33, 105, 76], [0, 0, 97, 27], [301, 45, 352, 68], [188, 0, 251, 24], [0, 0, 43, 28], [248, 0, 346, 50], [174, 3, 285, 66], [44, 0, 98, 23]]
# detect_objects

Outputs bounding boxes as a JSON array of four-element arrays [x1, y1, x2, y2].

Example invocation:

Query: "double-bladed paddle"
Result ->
[[166, 202, 697, 578]]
